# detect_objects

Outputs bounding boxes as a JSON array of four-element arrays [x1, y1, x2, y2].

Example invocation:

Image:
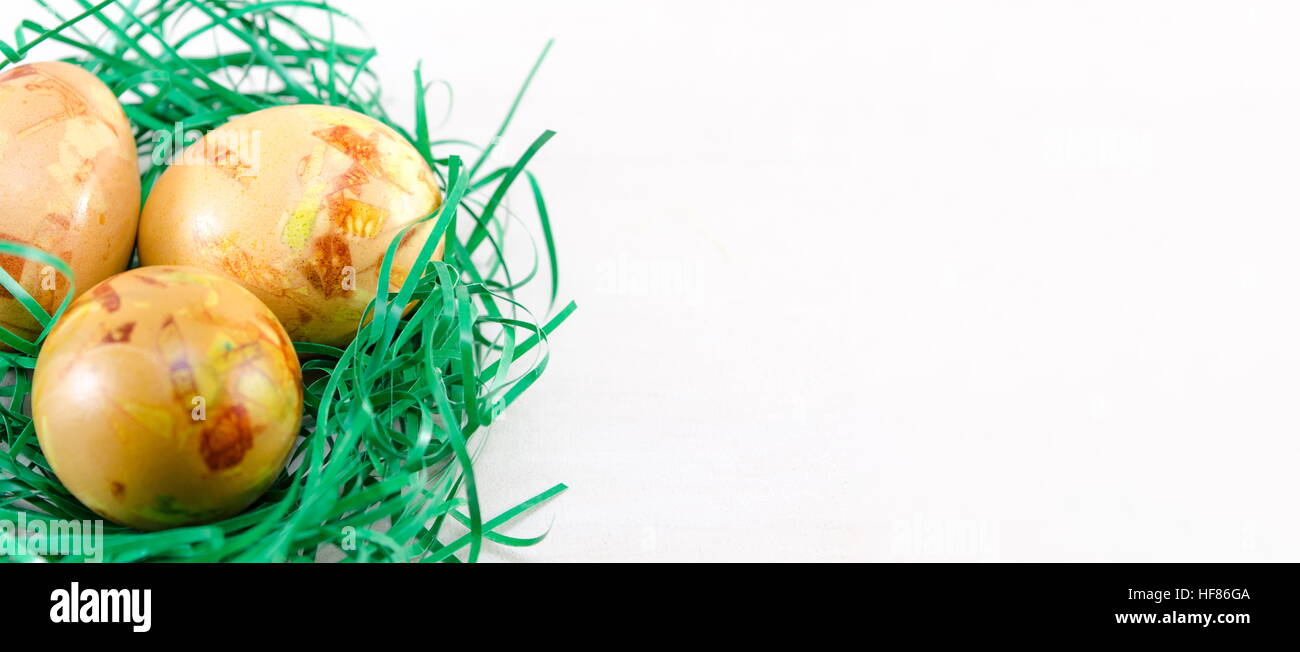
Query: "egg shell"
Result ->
[[32, 265, 303, 531], [0, 62, 141, 341], [138, 104, 444, 347]]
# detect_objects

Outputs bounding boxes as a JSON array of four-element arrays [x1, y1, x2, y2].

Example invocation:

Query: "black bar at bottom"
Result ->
[[1, 562, 1289, 638]]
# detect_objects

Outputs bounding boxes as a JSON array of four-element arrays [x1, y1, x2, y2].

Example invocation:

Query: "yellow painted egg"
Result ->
[[32, 265, 303, 530], [0, 62, 141, 341], [138, 104, 444, 347]]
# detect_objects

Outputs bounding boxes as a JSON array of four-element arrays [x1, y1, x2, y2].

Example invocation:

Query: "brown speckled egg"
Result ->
[[0, 62, 141, 342], [32, 266, 302, 531], [138, 104, 444, 347]]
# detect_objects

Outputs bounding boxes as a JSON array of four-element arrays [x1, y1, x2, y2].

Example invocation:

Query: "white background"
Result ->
[[6, 0, 1300, 561]]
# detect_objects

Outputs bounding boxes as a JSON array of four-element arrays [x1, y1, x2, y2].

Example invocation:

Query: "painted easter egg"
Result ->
[[32, 266, 302, 530], [0, 61, 140, 342], [138, 104, 444, 347]]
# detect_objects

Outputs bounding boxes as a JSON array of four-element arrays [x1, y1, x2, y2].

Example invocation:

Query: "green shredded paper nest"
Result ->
[[0, 0, 572, 562]]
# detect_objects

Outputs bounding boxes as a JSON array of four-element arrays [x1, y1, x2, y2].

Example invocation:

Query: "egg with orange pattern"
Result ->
[[0, 61, 141, 343], [138, 104, 444, 347], [32, 266, 302, 530]]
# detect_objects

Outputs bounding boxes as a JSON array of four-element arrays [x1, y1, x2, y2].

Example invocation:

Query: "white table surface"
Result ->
[[5, 0, 1300, 562]]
